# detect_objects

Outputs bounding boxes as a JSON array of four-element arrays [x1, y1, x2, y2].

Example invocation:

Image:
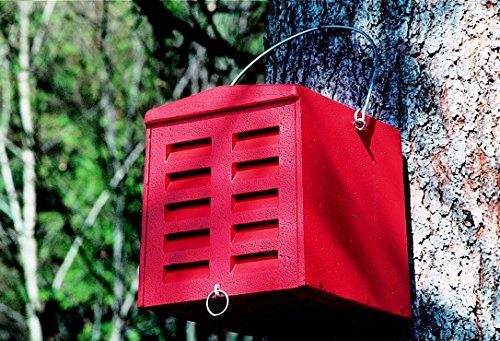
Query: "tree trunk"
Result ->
[[266, 1, 499, 340], [17, 2, 43, 341]]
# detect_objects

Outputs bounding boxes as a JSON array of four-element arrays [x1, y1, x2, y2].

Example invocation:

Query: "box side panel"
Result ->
[[299, 88, 411, 317]]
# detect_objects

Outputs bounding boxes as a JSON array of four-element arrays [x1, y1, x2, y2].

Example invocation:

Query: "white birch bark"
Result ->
[[0, 46, 23, 232], [97, 5, 146, 339], [110, 31, 145, 341], [16, 2, 42, 341], [266, 0, 499, 339], [30, 1, 56, 57], [96, 12, 125, 339]]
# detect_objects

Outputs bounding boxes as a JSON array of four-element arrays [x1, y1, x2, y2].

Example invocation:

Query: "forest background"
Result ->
[[0, 1, 265, 340]]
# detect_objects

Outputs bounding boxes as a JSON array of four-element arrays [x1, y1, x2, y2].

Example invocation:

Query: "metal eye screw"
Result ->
[[206, 284, 229, 317]]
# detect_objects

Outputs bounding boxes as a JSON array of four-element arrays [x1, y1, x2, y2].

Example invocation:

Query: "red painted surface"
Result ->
[[138, 84, 411, 332]]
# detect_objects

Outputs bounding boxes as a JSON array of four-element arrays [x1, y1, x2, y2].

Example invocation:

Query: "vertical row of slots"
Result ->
[[163, 138, 212, 283], [230, 126, 280, 273]]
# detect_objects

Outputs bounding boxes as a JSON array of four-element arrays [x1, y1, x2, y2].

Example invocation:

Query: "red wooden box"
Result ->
[[138, 84, 411, 333]]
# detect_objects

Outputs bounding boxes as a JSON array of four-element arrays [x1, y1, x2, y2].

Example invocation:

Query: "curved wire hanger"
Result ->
[[230, 25, 380, 131]]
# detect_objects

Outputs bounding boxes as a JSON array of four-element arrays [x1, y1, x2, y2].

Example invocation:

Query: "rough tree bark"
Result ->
[[266, 1, 498, 340]]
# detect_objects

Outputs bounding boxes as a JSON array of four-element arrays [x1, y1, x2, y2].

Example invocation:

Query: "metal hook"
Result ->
[[230, 25, 380, 131]]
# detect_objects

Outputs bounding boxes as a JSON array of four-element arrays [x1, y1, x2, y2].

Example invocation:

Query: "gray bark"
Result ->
[[266, 1, 499, 340]]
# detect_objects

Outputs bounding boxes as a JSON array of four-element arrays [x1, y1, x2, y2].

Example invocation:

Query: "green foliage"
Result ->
[[76, 323, 94, 341], [0, 1, 265, 339]]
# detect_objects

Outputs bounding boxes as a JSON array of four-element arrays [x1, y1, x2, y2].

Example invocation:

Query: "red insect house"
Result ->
[[137, 83, 411, 334]]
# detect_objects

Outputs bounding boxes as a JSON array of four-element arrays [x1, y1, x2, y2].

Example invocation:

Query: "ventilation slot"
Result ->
[[166, 168, 211, 191], [232, 189, 278, 212], [231, 250, 278, 273], [232, 157, 279, 181], [165, 198, 210, 222], [233, 126, 279, 151], [164, 260, 209, 283], [232, 219, 278, 243], [164, 229, 210, 252], [166, 138, 211, 161]]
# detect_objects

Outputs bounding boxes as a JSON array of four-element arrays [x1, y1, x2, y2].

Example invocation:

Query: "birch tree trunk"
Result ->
[[17, 2, 43, 341], [98, 4, 145, 340], [99, 6, 127, 337], [266, 1, 499, 340]]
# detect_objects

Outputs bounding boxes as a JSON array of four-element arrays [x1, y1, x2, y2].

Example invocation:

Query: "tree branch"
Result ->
[[0, 135, 22, 158], [125, 33, 144, 142], [0, 37, 23, 234], [119, 267, 139, 319], [132, 0, 255, 66], [99, 2, 119, 173], [0, 142, 22, 230], [52, 141, 145, 290], [0, 302, 26, 328], [30, 0, 56, 57], [172, 43, 207, 99]]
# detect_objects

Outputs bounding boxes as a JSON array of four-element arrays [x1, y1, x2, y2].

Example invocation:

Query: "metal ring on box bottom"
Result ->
[[206, 284, 229, 317]]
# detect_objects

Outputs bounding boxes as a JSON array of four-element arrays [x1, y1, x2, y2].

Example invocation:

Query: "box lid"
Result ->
[[144, 84, 301, 125]]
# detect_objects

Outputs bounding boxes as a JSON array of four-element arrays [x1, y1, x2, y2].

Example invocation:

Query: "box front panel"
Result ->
[[140, 100, 299, 308]]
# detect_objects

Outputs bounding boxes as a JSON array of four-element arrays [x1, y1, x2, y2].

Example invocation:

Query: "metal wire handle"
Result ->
[[230, 25, 380, 131]]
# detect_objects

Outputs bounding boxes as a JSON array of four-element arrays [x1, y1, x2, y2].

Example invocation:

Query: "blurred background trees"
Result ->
[[0, 1, 265, 340]]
